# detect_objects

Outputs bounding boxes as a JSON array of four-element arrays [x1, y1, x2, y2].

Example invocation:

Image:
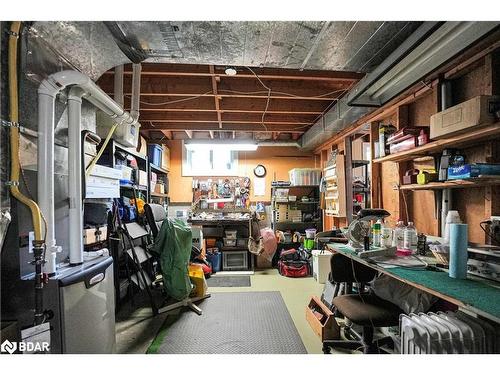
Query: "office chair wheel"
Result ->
[[322, 344, 332, 354]]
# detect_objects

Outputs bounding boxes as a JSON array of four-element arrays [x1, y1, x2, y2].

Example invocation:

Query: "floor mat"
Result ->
[[207, 275, 251, 287], [148, 291, 307, 354]]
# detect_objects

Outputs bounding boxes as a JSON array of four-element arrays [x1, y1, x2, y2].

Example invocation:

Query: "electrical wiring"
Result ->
[[245, 66, 271, 131], [126, 91, 213, 106]]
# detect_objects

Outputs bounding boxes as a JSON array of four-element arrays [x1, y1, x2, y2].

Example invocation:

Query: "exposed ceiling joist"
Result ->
[[142, 123, 306, 133], [114, 92, 337, 101], [209, 65, 223, 129]]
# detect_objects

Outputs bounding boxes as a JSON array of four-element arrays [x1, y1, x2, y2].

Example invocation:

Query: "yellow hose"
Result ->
[[85, 123, 117, 177], [9, 21, 44, 242]]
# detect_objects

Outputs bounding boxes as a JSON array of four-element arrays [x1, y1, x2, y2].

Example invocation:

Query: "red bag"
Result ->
[[278, 260, 309, 278]]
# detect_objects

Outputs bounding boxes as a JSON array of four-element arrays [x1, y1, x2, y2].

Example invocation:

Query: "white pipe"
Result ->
[[131, 63, 141, 121], [114, 65, 124, 108], [37, 91, 59, 274], [68, 87, 85, 265], [38, 70, 138, 272]]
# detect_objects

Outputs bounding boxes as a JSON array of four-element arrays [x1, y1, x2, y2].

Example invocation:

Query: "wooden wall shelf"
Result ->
[[398, 177, 500, 191], [373, 122, 500, 164]]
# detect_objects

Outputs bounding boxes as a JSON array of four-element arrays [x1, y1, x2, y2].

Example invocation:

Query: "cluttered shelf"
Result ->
[[150, 191, 169, 198], [372, 122, 500, 164], [120, 184, 148, 191], [398, 176, 500, 191], [150, 163, 169, 174]]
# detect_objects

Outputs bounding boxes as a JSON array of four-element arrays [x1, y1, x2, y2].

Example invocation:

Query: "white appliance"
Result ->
[[399, 311, 499, 354]]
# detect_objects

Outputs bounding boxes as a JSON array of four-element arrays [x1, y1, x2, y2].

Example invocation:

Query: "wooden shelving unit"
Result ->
[[398, 176, 500, 191], [323, 154, 347, 218], [373, 122, 500, 164]]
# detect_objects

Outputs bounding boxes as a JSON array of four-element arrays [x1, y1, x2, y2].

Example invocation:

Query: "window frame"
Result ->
[[181, 141, 239, 177]]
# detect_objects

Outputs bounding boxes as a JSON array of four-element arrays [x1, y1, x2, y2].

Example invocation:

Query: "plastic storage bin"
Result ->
[[312, 250, 333, 284], [148, 144, 163, 167], [289, 168, 321, 186], [223, 238, 237, 247], [206, 251, 221, 272]]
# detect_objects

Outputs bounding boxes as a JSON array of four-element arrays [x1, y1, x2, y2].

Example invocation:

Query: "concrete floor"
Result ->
[[115, 269, 326, 354]]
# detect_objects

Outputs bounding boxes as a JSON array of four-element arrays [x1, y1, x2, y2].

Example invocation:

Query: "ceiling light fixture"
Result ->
[[224, 67, 237, 76], [184, 139, 257, 151]]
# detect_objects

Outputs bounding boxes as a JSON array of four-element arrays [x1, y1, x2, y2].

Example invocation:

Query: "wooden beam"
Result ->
[[141, 119, 311, 125], [161, 130, 172, 140], [184, 130, 193, 139], [107, 92, 337, 101], [141, 122, 307, 133], [105, 69, 363, 83], [209, 130, 214, 139], [209, 65, 223, 129], [128, 108, 323, 115]]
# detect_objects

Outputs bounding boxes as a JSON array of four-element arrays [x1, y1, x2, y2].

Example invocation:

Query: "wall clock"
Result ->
[[253, 164, 267, 178]]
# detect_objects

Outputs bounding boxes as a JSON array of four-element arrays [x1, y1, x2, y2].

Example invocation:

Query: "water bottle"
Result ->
[[403, 222, 418, 251], [392, 221, 406, 250], [372, 219, 382, 247]]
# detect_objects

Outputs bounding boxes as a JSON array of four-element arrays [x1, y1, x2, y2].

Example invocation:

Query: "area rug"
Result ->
[[147, 291, 307, 354], [206, 275, 251, 287]]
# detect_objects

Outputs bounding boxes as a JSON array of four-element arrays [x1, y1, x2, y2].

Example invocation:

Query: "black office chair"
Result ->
[[322, 254, 403, 354]]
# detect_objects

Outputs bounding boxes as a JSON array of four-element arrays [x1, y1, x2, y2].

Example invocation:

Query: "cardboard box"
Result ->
[[138, 170, 148, 187], [430, 96, 500, 140], [154, 183, 165, 194], [162, 146, 170, 170]]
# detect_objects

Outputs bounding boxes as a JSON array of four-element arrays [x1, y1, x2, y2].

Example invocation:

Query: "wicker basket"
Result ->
[[430, 249, 450, 265]]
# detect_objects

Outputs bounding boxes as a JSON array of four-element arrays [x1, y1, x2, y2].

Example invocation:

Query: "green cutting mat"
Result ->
[[331, 244, 500, 319], [388, 267, 500, 318]]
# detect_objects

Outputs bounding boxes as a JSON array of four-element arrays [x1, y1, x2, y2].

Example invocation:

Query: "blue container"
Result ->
[[207, 252, 221, 273], [148, 144, 163, 167], [449, 223, 468, 279]]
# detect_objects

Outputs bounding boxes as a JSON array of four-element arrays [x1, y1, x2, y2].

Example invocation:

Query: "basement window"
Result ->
[[182, 142, 239, 176]]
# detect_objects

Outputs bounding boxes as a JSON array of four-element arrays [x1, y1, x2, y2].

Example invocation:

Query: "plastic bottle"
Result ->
[[372, 220, 382, 247], [403, 222, 418, 251], [392, 221, 406, 250]]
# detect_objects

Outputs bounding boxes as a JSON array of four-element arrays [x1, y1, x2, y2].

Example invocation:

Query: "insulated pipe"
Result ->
[[440, 80, 453, 237], [67, 87, 85, 265], [37, 70, 138, 273], [131, 63, 141, 121], [114, 65, 124, 107]]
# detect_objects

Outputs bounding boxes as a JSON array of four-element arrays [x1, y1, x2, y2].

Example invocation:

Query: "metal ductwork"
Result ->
[[300, 21, 500, 150]]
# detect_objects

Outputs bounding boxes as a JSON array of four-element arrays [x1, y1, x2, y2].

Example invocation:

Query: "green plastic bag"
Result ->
[[151, 218, 193, 301]]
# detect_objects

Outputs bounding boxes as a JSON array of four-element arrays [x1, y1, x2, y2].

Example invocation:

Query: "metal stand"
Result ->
[[157, 294, 211, 316]]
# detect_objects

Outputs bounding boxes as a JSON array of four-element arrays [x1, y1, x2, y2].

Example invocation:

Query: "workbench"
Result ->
[[327, 243, 500, 324], [188, 217, 253, 270]]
